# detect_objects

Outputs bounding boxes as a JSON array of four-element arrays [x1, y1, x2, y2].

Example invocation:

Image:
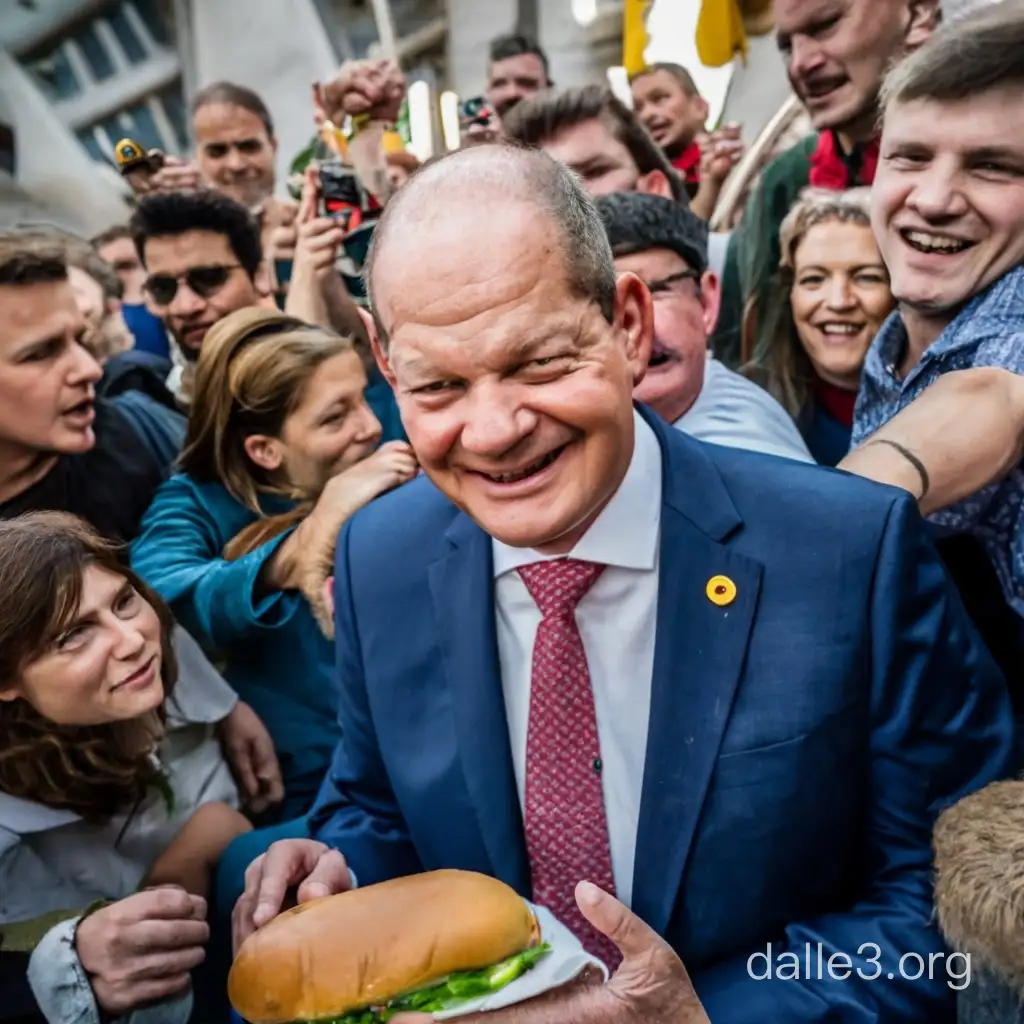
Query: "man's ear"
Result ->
[[243, 434, 285, 473], [361, 308, 396, 388], [906, 0, 940, 50], [693, 94, 710, 128], [614, 272, 654, 387], [636, 169, 674, 200], [0, 683, 20, 704], [699, 270, 722, 336]]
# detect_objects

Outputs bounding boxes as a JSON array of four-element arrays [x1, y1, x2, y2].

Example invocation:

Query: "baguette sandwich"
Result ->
[[229, 869, 550, 1023]]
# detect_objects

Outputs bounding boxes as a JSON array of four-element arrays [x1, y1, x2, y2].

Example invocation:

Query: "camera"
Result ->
[[458, 96, 497, 131]]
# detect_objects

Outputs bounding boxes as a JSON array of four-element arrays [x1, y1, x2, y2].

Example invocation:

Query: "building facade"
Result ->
[[0, 0, 627, 236]]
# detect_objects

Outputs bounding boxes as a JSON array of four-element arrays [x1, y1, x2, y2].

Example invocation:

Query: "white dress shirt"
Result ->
[[492, 410, 661, 908], [676, 355, 814, 463]]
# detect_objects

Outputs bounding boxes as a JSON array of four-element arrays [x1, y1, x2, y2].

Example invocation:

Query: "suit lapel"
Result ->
[[428, 516, 530, 894], [631, 409, 763, 936]]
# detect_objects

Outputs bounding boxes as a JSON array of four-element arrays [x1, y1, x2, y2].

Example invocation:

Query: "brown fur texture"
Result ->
[[933, 779, 1024, 995]]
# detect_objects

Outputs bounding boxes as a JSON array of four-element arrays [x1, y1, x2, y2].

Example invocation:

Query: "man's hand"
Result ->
[[263, 197, 301, 269], [391, 882, 710, 1024], [75, 887, 208, 1018], [232, 839, 353, 952], [124, 153, 202, 196], [690, 124, 744, 221], [284, 166, 346, 326], [698, 124, 744, 186], [318, 60, 407, 125], [219, 701, 284, 815]]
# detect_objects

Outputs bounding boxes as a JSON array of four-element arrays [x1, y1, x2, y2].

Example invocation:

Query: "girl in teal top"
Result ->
[[131, 308, 417, 820]]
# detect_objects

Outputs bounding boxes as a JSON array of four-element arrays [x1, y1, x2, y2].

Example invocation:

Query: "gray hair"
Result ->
[[364, 143, 617, 351], [880, 0, 1024, 111], [778, 187, 873, 269]]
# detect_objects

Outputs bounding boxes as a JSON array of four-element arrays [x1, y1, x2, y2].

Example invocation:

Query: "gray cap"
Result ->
[[594, 191, 709, 275]]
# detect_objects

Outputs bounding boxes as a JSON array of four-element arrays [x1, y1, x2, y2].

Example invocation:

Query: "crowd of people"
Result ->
[[2, 1, 1024, 1022]]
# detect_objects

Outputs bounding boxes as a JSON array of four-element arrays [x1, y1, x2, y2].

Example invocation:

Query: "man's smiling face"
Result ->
[[371, 197, 652, 554], [872, 86, 1024, 321]]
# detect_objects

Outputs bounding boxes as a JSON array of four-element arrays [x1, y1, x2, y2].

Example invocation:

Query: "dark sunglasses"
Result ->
[[143, 264, 243, 305]]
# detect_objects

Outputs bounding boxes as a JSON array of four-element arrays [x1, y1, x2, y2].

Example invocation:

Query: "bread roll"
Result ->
[[229, 869, 540, 1023]]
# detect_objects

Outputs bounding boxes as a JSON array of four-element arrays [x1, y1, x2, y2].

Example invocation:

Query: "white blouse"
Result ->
[[0, 625, 239, 924]]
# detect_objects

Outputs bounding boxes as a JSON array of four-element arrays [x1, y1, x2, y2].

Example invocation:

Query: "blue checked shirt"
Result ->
[[851, 264, 1024, 617]]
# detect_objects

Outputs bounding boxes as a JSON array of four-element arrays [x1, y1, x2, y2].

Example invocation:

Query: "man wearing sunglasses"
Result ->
[[596, 192, 812, 461], [130, 189, 273, 405]]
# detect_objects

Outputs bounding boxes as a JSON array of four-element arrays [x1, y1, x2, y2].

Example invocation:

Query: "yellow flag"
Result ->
[[696, 0, 747, 67], [696, 0, 775, 67], [623, 0, 650, 77]]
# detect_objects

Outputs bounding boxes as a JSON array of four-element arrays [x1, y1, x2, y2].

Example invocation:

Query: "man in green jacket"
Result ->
[[712, 0, 939, 367]]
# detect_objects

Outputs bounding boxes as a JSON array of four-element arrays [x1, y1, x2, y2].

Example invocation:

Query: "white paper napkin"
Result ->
[[433, 905, 609, 1019]]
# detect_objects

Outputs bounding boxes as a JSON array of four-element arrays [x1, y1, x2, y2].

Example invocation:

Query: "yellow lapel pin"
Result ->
[[706, 575, 737, 606]]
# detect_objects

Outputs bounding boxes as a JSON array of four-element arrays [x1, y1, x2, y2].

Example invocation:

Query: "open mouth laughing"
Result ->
[[900, 229, 974, 256], [647, 340, 676, 369], [815, 321, 865, 339], [646, 120, 672, 142], [476, 444, 569, 486], [801, 76, 847, 105]]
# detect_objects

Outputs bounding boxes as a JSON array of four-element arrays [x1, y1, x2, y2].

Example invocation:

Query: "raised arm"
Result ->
[[840, 367, 1024, 515]]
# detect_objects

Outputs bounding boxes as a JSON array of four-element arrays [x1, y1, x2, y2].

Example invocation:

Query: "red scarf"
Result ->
[[672, 142, 702, 186], [808, 131, 879, 190], [814, 377, 858, 428]]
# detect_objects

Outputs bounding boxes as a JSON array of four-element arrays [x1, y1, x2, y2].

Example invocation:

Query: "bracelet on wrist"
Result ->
[[347, 114, 394, 141]]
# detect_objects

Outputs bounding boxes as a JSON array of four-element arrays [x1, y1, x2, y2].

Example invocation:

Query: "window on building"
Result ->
[[106, 6, 149, 65], [80, 77, 188, 166], [125, 102, 164, 153], [131, 0, 174, 47], [76, 128, 108, 165], [25, 47, 81, 101], [158, 85, 190, 152], [73, 22, 116, 81]]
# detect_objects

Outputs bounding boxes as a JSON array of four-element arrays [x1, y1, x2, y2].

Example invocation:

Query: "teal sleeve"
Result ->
[[130, 477, 300, 650]]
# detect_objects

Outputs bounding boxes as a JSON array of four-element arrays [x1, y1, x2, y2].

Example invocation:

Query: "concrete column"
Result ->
[[538, 3, 620, 89], [719, 35, 792, 147], [187, 0, 341, 191], [444, 0, 518, 97], [445, 0, 619, 99]]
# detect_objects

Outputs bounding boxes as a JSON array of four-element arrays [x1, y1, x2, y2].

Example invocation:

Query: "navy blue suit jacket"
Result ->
[[310, 405, 1016, 1022]]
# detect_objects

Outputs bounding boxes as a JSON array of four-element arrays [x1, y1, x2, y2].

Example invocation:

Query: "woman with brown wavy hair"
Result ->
[[0, 511, 252, 1024], [130, 307, 417, 822]]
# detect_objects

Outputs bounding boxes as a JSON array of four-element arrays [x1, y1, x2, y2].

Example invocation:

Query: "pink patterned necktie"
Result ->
[[517, 558, 622, 971]]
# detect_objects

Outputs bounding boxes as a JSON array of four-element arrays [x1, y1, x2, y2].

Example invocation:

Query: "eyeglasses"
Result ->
[[646, 269, 701, 301], [143, 264, 243, 305]]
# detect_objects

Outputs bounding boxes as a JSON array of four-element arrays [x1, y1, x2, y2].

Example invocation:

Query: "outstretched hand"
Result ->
[[391, 882, 709, 1024]]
